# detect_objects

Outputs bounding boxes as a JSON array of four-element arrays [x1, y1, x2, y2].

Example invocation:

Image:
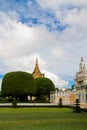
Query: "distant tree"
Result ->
[[35, 77, 55, 100], [1, 71, 36, 101], [71, 84, 75, 90]]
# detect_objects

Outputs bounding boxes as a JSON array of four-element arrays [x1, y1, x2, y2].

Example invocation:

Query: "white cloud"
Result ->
[[4, 53, 47, 73], [52, 47, 67, 60], [44, 71, 68, 89], [37, 0, 87, 10], [38, 0, 87, 39], [0, 11, 58, 72], [0, 11, 58, 59]]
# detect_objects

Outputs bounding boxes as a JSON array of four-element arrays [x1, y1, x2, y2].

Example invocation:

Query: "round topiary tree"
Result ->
[[35, 77, 55, 101], [73, 99, 81, 113], [1, 71, 36, 101]]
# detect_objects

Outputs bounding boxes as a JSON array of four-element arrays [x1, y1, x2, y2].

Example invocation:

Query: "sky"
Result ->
[[0, 0, 87, 89]]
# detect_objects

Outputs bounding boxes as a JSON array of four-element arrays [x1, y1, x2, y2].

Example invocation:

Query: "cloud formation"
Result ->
[[44, 71, 68, 89], [0, 0, 87, 89], [0, 11, 68, 88]]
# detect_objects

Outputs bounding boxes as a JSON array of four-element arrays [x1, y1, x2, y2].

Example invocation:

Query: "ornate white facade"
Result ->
[[75, 57, 87, 108], [75, 57, 87, 86]]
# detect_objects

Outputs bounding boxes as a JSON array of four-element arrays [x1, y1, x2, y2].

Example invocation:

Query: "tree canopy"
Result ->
[[1, 71, 36, 99], [35, 77, 55, 100], [1, 71, 55, 102]]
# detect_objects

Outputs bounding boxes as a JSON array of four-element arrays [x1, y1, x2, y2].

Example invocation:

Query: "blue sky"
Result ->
[[0, 0, 87, 89], [0, 0, 67, 32]]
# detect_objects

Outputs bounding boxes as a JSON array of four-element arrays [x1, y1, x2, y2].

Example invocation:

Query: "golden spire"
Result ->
[[32, 58, 44, 78], [35, 57, 39, 69]]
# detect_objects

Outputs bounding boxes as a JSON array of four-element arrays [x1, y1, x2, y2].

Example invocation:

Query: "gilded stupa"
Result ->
[[32, 58, 45, 79]]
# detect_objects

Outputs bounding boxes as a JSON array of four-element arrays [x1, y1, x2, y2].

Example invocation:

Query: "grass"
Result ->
[[0, 107, 87, 130]]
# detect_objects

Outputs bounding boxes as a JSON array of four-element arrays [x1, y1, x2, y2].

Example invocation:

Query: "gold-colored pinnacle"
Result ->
[[35, 58, 39, 69], [36, 58, 38, 65], [32, 58, 45, 78]]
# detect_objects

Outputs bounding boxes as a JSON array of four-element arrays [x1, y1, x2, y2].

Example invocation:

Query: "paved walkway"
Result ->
[[0, 103, 58, 107]]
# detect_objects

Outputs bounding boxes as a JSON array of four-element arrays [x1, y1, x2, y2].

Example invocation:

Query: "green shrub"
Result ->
[[1, 71, 36, 100], [35, 77, 55, 100], [12, 98, 17, 108]]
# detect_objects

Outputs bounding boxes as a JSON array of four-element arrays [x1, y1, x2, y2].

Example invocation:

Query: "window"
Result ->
[[85, 94, 87, 103], [82, 92, 84, 102], [78, 93, 81, 102]]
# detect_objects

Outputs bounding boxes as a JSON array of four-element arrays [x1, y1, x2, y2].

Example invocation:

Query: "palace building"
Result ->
[[32, 58, 45, 79], [75, 57, 87, 108], [50, 89, 76, 105]]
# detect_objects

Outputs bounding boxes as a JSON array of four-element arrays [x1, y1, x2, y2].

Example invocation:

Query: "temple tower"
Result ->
[[32, 58, 45, 79], [75, 57, 87, 86], [75, 57, 87, 106]]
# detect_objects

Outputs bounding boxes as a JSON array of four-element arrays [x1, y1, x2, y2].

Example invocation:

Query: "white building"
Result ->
[[50, 89, 76, 105], [75, 57, 87, 108]]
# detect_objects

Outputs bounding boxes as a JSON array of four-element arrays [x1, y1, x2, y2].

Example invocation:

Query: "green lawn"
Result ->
[[0, 107, 87, 130]]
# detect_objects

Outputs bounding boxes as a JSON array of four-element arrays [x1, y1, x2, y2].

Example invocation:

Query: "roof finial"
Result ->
[[79, 57, 86, 72], [36, 57, 38, 64], [81, 57, 83, 62]]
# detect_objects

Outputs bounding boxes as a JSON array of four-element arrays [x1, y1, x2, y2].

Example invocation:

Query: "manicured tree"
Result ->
[[12, 98, 17, 108], [35, 77, 55, 101], [73, 99, 81, 113], [1, 71, 36, 101]]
